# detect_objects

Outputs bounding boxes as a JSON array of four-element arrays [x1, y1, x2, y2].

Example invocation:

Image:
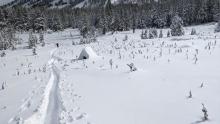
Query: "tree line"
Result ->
[[0, 0, 220, 34]]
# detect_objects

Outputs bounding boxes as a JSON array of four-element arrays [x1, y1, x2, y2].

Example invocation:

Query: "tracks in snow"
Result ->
[[24, 48, 62, 124], [45, 62, 61, 124]]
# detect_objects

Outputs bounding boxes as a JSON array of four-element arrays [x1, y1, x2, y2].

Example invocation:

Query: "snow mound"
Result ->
[[78, 47, 98, 60]]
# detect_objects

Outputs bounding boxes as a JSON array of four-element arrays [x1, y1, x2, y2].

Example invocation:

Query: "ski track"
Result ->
[[23, 48, 62, 124]]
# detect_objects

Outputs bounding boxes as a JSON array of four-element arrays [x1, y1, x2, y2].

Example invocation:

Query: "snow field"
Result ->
[[0, 23, 220, 124]]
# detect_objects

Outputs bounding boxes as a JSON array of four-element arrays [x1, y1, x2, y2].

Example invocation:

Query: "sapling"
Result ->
[[1, 51, 6, 57], [200, 83, 204, 88], [123, 35, 128, 41], [202, 103, 208, 120], [186, 53, 189, 60], [72, 41, 76, 45], [188, 90, 192, 98], [159, 30, 163, 38], [118, 51, 121, 59], [32, 48, 37, 55], [194, 55, 198, 64], [109, 59, 113, 69], [17, 70, 20, 76], [2, 82, 5, 90], [167, 30, 171, 37], [195, 49, 199, 54], [39, 31, 44, 46], [191, 28, 197, 35], [116, 65, 118, 69]]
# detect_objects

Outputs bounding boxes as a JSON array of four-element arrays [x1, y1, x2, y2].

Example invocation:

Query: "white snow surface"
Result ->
[[0, 23, 220, 124], [0, 0, 14, 5]]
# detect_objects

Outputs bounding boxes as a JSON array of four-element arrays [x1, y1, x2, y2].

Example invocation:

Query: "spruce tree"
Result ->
[[215, 20, 220, 32], [28, 30, 37, 49], [170, 15, 185, 36]]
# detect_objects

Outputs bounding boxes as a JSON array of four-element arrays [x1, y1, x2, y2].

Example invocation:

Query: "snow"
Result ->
[[1, 23, 220, 124], [0, 0, 13, 6], [78, 47, 98, 60], [23, 49, 61, 124]]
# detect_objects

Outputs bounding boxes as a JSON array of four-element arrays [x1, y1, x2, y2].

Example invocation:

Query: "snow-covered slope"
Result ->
[[1, 23, 220, 124], [0, 0, 14, 6], [0, 0, 150, 8]]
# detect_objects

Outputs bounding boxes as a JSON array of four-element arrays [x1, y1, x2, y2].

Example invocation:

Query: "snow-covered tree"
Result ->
[[149, 28, 158, 39], [215, 20, 220, 32], [39, 31, 45, 46], [170, 15, 185, 36], [0, 26, 16, 50], [202, 103, 208, 120], [34, 16, 45, 32], [109, 59, 113, 69], [28, 30, 37, 49], [32, 48, 37, 55], [196, 5, 207, 23], [167, 30, 171, 37], [0, 51, 6, 57], [51, 17, 63, 32], [191, 28, 197, 35], [141, 30, 148, 39], [188, 90, 192, 98], [159, 30, 163, 38], [0, 10, 6, 30]]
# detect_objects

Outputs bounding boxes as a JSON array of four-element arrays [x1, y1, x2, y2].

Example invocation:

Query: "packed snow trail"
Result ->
[[45, 61, 61, 124], [24, 48, 61, 124]]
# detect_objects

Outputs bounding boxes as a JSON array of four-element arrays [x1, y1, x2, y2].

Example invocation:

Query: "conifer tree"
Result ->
[[170, 15, 184, 36]]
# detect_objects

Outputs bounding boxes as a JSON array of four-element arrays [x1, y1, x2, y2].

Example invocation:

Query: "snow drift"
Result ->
[[78, 47, 98, 60]]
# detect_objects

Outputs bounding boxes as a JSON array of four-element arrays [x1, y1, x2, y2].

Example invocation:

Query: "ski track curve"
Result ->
[[23, 48, 62, 124]]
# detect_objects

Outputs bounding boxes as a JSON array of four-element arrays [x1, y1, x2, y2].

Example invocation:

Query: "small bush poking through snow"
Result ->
[[202, 103, 208, 121], [32, 48, 37, 55], [127, 63, 137, 72], [1, 82, 6, 90], [191, 28, 197, 35], [123, 35, 128, 41], [109, 59, 113, 69], [1, 51, 6, 57], [188, 90, 192, 98]]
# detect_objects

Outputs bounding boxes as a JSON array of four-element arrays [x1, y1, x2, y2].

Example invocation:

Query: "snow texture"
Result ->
[[0, 23, 220, 124]]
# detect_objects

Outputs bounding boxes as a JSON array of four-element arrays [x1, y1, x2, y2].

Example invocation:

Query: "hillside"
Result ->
[[0, 0, 148, 8], [0, 23, 220, 124]]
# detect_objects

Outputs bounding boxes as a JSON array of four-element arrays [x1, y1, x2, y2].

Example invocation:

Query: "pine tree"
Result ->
[[34, 15, 45, 32], [39, 31, 45, 46], [191, 28, 197, 35], [196, 4, 208, 23], [159, 30, 163, 38], [215, 20, 220, 32], [28, 30, 37, 49], [167, 30, 171, 37], [51, 17, 63, 32], [141, 30, 148, 39], [0, 9, 6, 30], [149, 28, 158, 39], [170, 15, 185, 36]]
